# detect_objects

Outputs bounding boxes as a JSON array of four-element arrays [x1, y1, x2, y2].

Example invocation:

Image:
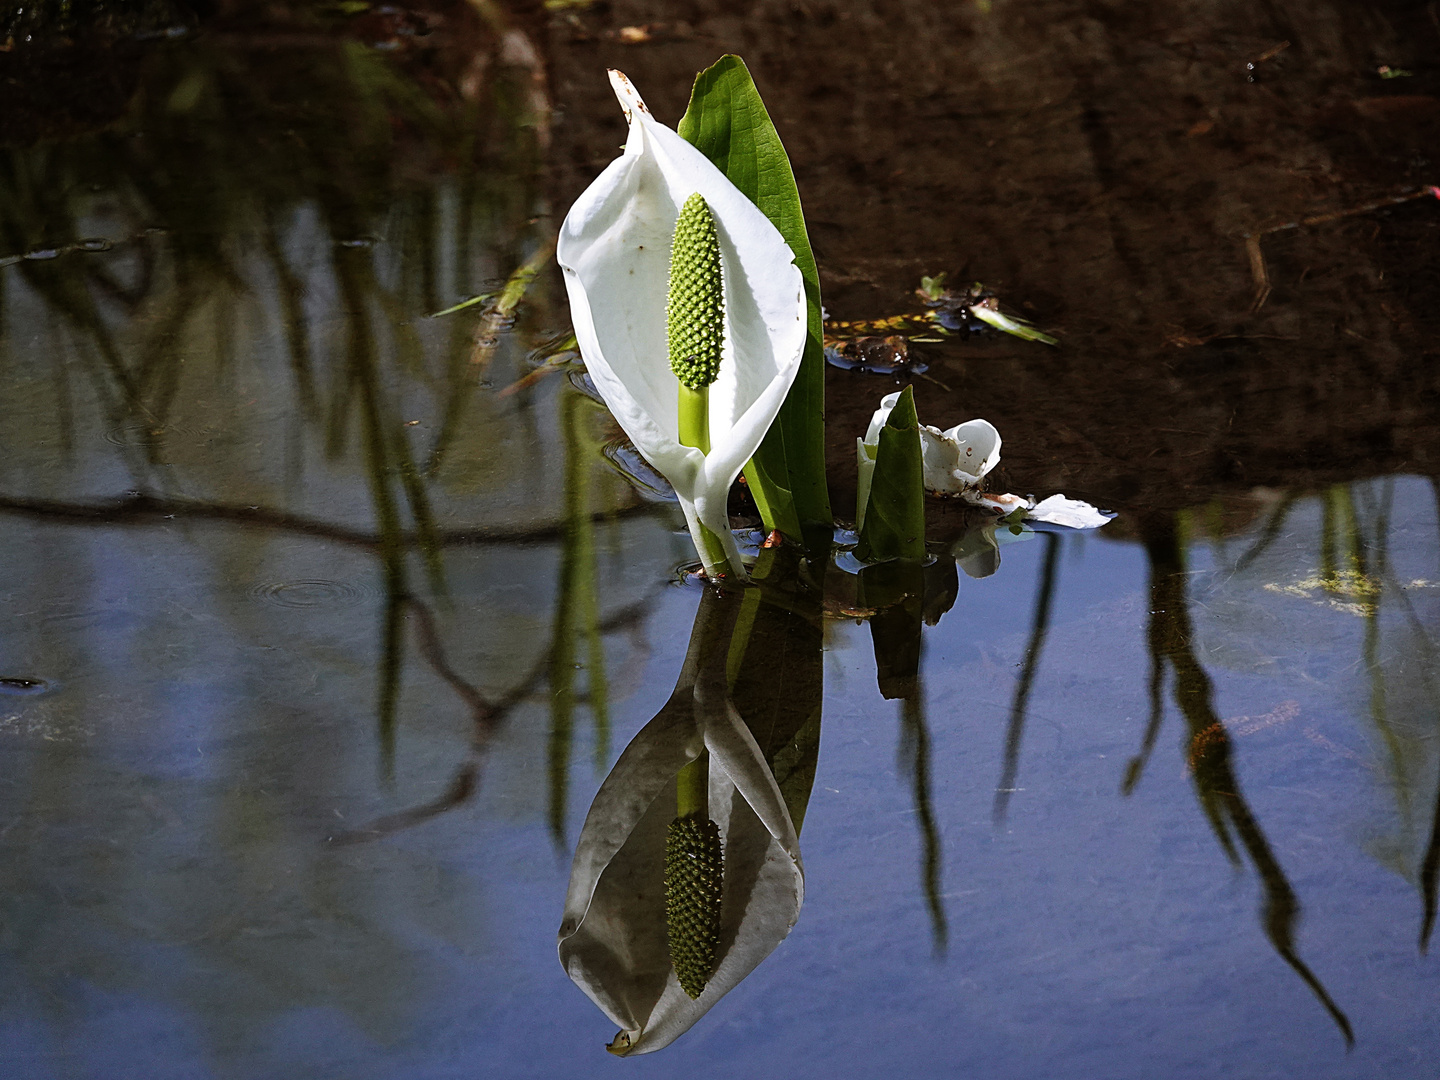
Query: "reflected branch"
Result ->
[[0, 492, 657, 548], [1350, 483, 1412, 829], [1422, 771, 1440, 952], [326, 594, 653, 846], [336, 245, 411, 772], [1230, 492, 1299, 574], [1143, 515, 1354, 1046], [900, 685, 947, 952], [259, 211, 320, 421], [1421, 477, 1440, 951], [548, 389, 615, 847], [994, 531, 1060, 822], [1121, 609, 1167, 795], [1353, 478, 1440, 951]]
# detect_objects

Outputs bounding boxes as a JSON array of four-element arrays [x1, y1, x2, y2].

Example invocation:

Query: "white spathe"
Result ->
[[557, 70, 808, 578], [856, 391, 1113, 531], [866, 390, 1001, 495], [922, 417, 1002, 492], [857, 391, 1002, 528], [1027, 494, 1113, 530], [557, 599, 803, 1056]]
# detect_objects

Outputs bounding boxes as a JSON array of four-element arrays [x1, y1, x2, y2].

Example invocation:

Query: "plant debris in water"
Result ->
[[824, 273, 1056, 374]]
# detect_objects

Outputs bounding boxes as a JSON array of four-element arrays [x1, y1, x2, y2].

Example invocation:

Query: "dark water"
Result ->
[[2, 1, 1439, 1077]]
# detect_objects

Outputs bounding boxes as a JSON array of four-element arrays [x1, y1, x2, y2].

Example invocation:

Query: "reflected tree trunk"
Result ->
[[994, 531, 1060, 822], [1133, 512, 1354, 1046]]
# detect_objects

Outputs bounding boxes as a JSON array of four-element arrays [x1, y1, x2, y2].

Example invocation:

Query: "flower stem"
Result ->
[[678, 383, 729, 572], [677, 384, 711, 454], [675, 751, 709, 819]]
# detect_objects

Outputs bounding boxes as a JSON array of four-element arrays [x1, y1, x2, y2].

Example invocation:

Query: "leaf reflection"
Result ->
[[863, 559, 948, 948], [899, 685, 946, 951]]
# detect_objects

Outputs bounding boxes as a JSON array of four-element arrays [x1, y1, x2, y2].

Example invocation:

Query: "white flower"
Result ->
[[857, 390, 1002, 528], [856, 391, 1112, 531], [919, 417, 1002, 493], [557, 599, 804, 1055], [557, 70, 807, 578]]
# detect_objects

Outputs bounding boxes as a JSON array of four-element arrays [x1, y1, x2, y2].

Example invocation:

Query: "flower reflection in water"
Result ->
[[557, 587, 804, 1055]]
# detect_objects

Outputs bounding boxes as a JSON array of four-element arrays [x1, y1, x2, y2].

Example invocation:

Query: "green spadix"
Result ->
[[667, 193, 725, 394]]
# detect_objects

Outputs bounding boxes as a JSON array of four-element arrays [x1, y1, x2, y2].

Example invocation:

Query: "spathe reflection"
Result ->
[[951, 516, 1033, 579], [558, 584, 808, 1056], [1125, 513, 1355, 1046]]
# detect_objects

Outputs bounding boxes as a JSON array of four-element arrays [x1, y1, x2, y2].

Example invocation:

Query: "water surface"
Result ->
[[2, 1, 1439, 1076]]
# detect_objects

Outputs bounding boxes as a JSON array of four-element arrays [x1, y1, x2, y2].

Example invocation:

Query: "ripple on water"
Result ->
[[0, 677, 52, 696], [102, 422, 203, 448], [601, 438, 675, 502], [247, 580, 376, 609]]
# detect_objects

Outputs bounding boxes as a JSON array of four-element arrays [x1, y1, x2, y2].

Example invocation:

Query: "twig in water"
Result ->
[[1242, 186, 1440, 314]]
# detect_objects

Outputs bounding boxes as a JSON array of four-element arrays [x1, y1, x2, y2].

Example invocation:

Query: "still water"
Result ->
[[3, 1, 1440, 1077]]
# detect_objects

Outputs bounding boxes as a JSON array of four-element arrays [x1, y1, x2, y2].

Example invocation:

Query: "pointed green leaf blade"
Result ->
[[856, 385, 926, 564], [678, 55, 831, 544]]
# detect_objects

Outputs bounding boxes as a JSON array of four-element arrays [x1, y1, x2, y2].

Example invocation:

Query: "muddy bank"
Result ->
[[549, 0, 1440, 518]]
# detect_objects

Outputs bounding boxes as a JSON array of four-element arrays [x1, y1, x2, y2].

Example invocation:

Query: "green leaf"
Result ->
[[856, 386, 926, 564], [678, 55, 831, 544], [740, 450, 803, 541], [427, 292, 494, 319], [969, 304, 1058, 346]]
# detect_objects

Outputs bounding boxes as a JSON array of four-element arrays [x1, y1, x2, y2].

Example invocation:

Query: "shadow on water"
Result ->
[[1128, 512, 1354, 1047]]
